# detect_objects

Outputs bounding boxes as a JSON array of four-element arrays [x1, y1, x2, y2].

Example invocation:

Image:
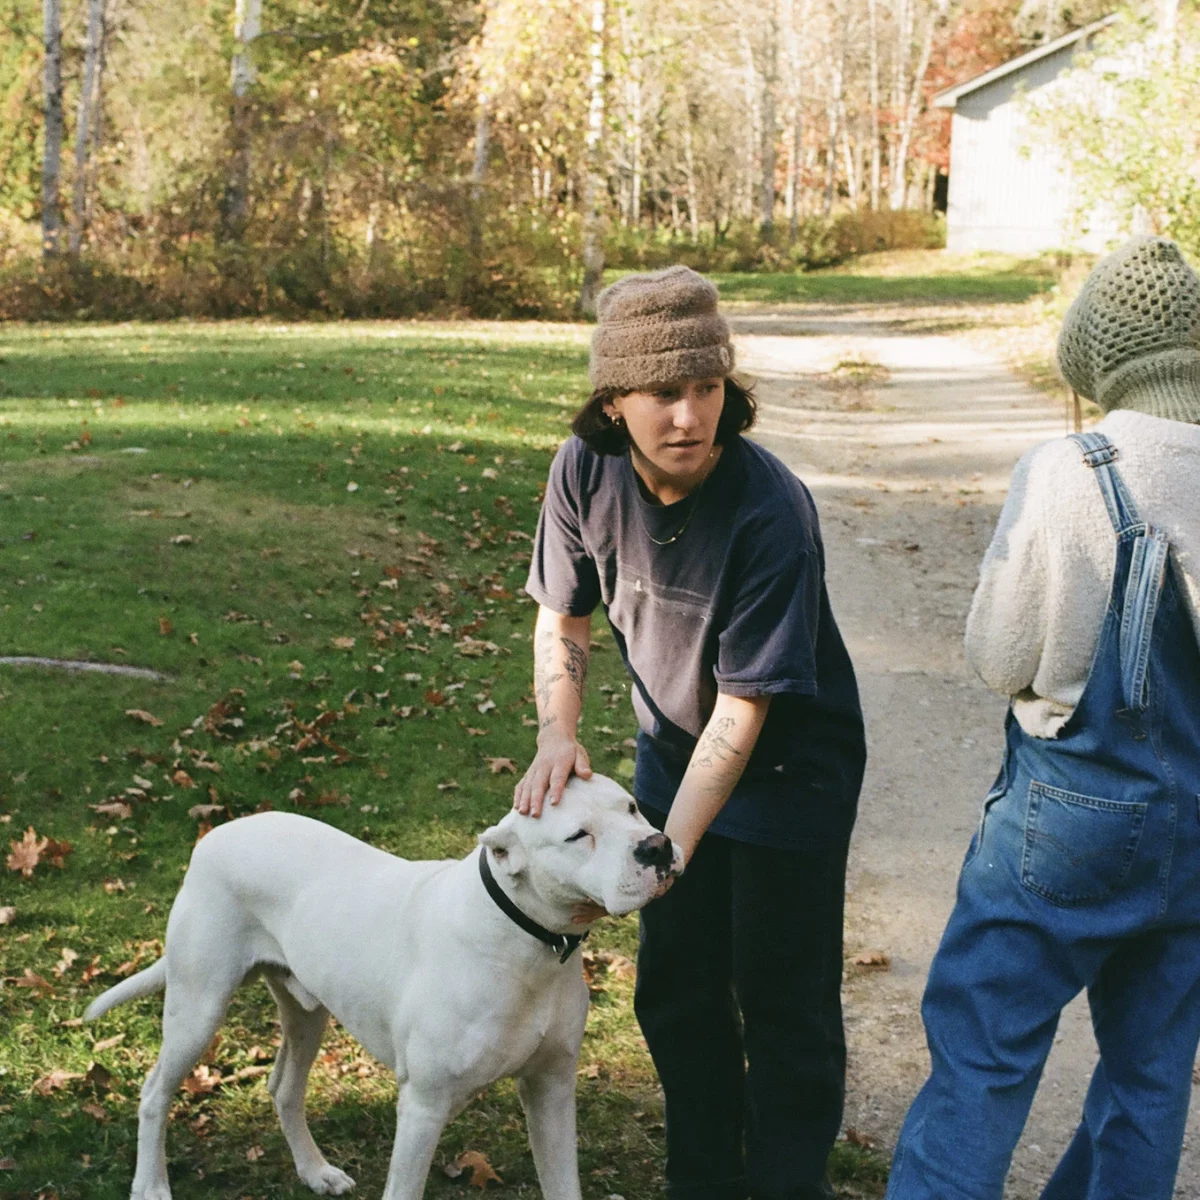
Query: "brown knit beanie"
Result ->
[[1057, 235, 1200, 423], [589, 265, 734, 391]]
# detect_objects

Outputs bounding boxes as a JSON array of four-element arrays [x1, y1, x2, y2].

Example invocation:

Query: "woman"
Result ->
[[886, 236, 1200, 1199], [513, 265, 866, 1200]]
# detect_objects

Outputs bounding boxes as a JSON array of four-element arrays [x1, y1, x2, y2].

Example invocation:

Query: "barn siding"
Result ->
[[942, 34, 1119, 253]]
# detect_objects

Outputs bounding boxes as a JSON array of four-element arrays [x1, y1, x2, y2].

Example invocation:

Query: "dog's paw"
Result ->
[[131, 1185, 173, 1200], [301, 1164, 356, 1195]]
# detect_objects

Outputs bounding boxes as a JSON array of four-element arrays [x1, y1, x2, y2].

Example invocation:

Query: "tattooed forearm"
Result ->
[[692, 717, 741, 769], [534, 630, 563, 710], [560, 637, 589, 700]]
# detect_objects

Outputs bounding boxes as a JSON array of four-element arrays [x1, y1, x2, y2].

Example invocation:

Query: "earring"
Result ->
[[612, 414, 625, 428]]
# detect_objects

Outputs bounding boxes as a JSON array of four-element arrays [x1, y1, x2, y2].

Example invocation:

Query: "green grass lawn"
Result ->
[[0, 320, 888, 1199], [604, 249, 1060, 307]]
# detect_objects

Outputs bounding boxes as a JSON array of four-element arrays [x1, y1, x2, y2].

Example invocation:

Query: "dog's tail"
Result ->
[[84, 957, 167, 1021]]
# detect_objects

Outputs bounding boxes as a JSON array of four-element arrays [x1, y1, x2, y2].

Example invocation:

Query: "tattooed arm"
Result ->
[[663, 693, 772, 865], [513, 605, 594, 816]]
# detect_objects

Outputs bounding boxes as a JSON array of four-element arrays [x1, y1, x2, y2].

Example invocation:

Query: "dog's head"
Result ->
[[478, 774, 683, 922]]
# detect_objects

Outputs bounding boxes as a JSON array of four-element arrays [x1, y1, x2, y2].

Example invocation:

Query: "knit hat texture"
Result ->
[[590, 265, 734, 391], [1057, 235, 1200, 423]]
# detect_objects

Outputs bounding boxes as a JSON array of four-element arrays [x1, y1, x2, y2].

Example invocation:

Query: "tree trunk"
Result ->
[[577, 0, 607, 318], [41, 0, 64, 259], [222, 0, 262, 240], [682, 103, 701, 242], [867, 0, 881, 211], [822, 10, 845, 217], [888, 0, 943, 212], [759, 1, 778, 235], [69, 0, 107, 257], [469, 97, 489, 260], [783, 0, 808, 237], [738, 21, 761, 223]]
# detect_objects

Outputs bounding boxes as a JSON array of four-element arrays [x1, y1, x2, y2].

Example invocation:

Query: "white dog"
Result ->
[[84, 772, 682, 1200]]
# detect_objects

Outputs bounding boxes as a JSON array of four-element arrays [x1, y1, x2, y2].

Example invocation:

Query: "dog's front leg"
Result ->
[[381, 1082, 452, 1200], [517, 1054, 584, 1200]]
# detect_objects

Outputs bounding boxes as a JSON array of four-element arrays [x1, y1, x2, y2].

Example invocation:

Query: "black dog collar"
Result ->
[[478, 847, 587, 963]]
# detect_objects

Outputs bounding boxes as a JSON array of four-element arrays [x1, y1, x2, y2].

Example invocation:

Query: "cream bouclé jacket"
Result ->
[[965, 410, 1200, 738]]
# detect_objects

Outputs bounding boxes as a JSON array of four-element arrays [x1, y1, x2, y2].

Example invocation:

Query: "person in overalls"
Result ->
[[885, 235, 1200, 1199]]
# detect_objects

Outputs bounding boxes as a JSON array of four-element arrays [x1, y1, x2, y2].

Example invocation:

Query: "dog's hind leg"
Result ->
[[264, 974, 355, 1196], [131, 971, 239, 1200]]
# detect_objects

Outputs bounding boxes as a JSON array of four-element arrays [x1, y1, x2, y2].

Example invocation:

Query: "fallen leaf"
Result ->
[[180, 1064, 222, 1095], [246, 1144, 265, 1161], [465, 727, 488, 737], [85, 1061, 115, 1092], [850, 949, 891, 970], [53, 947, 79, 976], [844, 1127, 875, 1148], [331, 636, 356, 650], [437, 780, 461, 792], [32, 1067, 82, 1095], [169, 534, 193, 546], [125, 709, 163, 727], [188, 804, 224, 822], [158, 616, 173, 636], [485, 758, 516, 775], [0, 1158, 14, 1170], [0, 906, 15, 925], [452, 1150, 503, 1189], [81, 1101, 108, 1121], [6, 827, 71, 876], [103, 878, 126, 895], [92, 1034, 124, 1053], [10, 969, 54, 996], [172, 770, 196, 789], [91, 798, 134, 820]]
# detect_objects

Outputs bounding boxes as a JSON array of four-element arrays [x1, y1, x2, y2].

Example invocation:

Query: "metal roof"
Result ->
[[932, 14, 1118, 109]]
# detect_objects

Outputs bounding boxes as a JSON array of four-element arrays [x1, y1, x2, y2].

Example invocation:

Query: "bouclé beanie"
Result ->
[[1057, 235, 1200, 423], [589, 265, 734, 391]]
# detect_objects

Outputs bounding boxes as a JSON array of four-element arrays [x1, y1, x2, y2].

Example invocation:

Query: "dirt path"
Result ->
[[728, 305, 1200, 1199]]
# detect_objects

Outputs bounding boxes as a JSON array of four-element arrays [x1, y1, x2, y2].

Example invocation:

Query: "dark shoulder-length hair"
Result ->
[[571, 376, 758, 456]]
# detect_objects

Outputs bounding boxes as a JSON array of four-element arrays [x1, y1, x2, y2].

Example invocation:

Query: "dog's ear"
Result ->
[[478, 823, 527, 877]]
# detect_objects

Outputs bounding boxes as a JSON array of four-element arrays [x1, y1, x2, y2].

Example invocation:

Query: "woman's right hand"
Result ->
[[513, 734, 593, 817]]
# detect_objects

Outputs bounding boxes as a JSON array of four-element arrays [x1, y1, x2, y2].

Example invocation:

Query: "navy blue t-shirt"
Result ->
[[526, 434, 864, 848]]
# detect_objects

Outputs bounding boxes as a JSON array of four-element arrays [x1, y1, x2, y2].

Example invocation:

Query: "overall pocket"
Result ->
[[1021, 781, 1148, 906]]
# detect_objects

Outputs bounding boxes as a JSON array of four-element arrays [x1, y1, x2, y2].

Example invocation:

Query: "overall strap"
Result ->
[[1069, 432, 1142, 534], [1069, 431, 1168, 713]]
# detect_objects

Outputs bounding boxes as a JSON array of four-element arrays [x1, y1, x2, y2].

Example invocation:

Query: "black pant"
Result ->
[[635, 806, 849, 1200]]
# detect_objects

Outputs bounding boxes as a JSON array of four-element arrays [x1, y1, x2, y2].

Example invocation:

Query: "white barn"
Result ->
[[933, 16, 1121, 254]]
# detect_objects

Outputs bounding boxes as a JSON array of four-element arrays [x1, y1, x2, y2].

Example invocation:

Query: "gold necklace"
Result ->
[[644, 494, 701, 546], [637, 450, 717, 546]]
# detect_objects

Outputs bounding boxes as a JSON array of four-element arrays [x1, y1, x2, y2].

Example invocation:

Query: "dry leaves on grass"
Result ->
[[6, 827, 73, 877], [485, 758, 516, 775], [0, 906, 15, 925], [444, 1150, 503, 1188]]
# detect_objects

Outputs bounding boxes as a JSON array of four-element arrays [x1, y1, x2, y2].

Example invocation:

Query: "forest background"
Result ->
[[0, 0, 1194, 321]]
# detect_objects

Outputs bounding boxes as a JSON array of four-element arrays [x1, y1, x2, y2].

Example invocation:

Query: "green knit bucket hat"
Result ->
[[1057, 235, 1200, 423]]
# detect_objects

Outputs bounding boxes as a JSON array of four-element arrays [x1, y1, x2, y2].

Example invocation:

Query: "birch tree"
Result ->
[[68, 0, 107, 256], [887, 0, 947, 210], [41, 0, 63, 258], [221, 0, 261, 239], [578, 0, 607, 316]]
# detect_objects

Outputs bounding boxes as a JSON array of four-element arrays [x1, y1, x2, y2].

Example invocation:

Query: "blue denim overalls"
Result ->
[[886, 432, 1200, 1200]]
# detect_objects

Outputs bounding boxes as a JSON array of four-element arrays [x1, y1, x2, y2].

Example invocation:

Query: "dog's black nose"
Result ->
[[634, 832, 674, 872]]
